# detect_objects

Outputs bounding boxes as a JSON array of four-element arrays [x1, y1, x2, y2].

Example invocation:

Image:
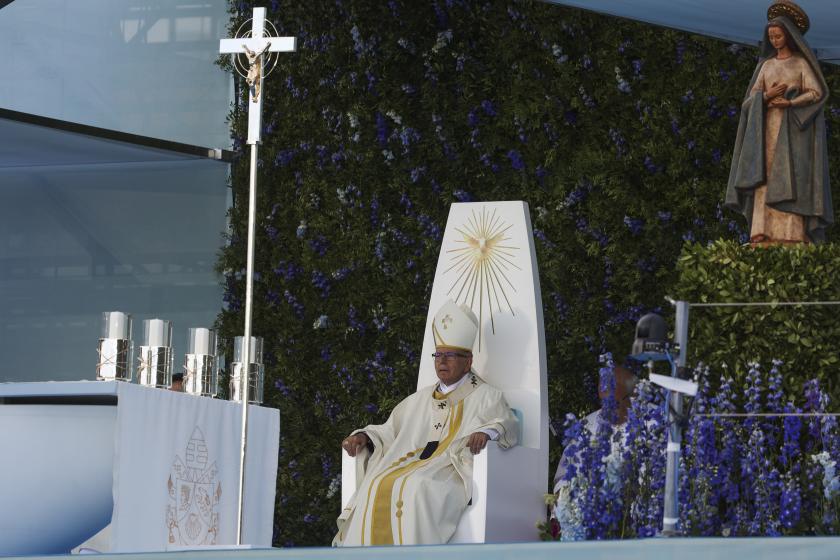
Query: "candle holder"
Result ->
[[230, 336, 264, 404], [137, 319, 174, 388], [96, 311, 133, 382], [184, 328, 218, 397]]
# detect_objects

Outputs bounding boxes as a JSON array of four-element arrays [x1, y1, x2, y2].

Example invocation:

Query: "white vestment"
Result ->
[[334, 372, 518, 546]]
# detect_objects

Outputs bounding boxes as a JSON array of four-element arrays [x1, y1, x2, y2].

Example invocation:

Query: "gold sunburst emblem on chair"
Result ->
[[444, 207, 521, 350]]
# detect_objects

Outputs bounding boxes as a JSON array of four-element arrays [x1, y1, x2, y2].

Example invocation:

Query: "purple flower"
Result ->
[[507, 149, 525, 171], [623, 216, 644, 235], [399, 127, 420, 147], [273, 261, 301, 281], [375, 112, 388, 146], [347, 305, 366, 334], [409, 166, 426, 183], [308, 235, 329, 257], [274, 148, 296, 167], [283, 290, 304, 319], [643, 155, 661, 174], [453, 189, 473, 202], [533, 228, 556, 249], [609, 128, 627, 157], [671, 118, 681, 136], [274, 378, 292, 397]]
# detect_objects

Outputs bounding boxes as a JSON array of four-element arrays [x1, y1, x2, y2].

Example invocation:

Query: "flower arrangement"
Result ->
[[218, 0, 840, 546], [546, 361, 840, 539]]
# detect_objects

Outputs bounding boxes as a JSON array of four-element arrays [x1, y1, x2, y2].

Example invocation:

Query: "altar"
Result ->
[[0, 381, 279, 556]]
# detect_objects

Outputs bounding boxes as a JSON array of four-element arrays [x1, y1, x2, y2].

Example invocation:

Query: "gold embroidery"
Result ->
[[367, 401, 464, 545]]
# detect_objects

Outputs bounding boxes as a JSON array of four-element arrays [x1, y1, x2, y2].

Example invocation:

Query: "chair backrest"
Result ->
[[417, 202, 547, 451]]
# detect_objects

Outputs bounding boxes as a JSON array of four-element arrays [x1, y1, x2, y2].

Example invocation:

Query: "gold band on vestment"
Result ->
[[367, 401, 464, 545]]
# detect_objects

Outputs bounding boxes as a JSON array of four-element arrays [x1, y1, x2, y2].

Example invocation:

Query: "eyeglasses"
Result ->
[[431, 351, 470, 361]]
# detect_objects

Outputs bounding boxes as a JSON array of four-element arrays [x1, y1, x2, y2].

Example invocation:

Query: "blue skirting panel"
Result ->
[[8, 537, 840, 560]]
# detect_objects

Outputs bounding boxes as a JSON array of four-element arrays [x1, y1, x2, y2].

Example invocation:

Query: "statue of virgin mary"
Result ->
[[725, 1, 833, 244]]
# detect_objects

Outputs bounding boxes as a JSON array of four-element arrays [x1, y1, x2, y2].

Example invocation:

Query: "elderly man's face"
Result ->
[[434, 346, 473, 386]]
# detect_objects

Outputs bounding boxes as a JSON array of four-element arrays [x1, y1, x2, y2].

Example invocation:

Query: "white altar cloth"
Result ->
[[0, 381, 279, 555]]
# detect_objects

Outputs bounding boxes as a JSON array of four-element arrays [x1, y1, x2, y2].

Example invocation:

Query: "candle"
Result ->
[[189, 328, 215, 355], [145, 319, 172, 347], [103, 311, 131, 339], [234, 336, 263, 364]]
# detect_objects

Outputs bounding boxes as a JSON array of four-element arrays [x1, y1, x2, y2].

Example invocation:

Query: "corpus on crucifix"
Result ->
[[218, 6, 296, 545], [243, 42, 271, 102]]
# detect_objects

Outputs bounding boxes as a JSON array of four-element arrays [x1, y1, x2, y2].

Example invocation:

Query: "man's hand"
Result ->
[[342, 433, 369, 457], [466, 432, 490, 454]]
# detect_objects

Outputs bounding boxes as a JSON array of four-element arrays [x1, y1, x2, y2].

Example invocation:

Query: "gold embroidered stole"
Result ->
[[364, 373, 482, 545]]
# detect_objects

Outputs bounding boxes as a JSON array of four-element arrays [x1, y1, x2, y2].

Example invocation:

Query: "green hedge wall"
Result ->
[[675, 240, 840, 397], [217, 0, 840, 545]]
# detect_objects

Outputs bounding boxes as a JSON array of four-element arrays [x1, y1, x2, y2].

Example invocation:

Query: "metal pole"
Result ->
[[236, 143, 258, 544], [662, 300, 689, 536]]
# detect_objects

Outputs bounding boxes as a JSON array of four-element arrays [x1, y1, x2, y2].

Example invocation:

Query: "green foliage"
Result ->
[[217, 0, 840, 545], [675, 240, 840, 397]]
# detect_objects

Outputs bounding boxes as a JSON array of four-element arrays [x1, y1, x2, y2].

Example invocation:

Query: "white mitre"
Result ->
[[432, 299, 478, 352]]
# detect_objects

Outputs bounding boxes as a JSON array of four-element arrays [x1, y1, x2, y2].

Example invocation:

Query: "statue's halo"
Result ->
[[767, 0, 810, 35]]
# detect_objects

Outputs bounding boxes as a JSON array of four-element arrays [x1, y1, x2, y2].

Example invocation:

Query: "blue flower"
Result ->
[[623, 216, 644, 235], [643, 155, 661, 174], [274, 148, 296, 167], [453, 189, 473, 202], [467, 109, 479, 127], [347, 305, 366, 334], [308, 235, 329, 257], [311, 271, 330, 298], [409, 166, 426, 183], [507, 149, 525, 171], [375, 112, 388, 146]]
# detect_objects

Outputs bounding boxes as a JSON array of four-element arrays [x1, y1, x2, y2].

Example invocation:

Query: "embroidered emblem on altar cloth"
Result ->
[[166, 426, 221, 545]]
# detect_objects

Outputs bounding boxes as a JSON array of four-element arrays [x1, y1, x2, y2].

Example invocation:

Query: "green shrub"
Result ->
[[675, 240, 840, 397]]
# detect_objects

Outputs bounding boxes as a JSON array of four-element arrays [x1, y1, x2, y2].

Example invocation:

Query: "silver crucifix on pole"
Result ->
[[219, 6, 296, 545]]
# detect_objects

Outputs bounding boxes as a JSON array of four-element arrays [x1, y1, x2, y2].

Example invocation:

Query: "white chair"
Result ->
[[342, 201, 548, 543]]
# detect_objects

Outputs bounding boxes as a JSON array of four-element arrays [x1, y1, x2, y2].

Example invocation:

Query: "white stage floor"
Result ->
[[7, 537, 840, 560]]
